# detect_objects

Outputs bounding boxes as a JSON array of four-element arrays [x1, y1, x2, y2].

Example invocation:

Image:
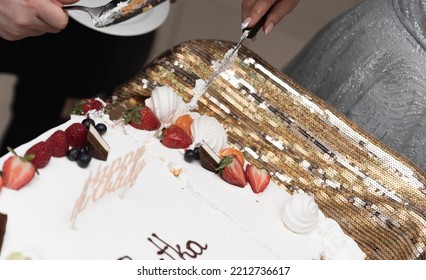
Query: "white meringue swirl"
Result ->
[[191, 115, 227, 153], [145, 86, 189, 128], [281, 193, 319, 234]]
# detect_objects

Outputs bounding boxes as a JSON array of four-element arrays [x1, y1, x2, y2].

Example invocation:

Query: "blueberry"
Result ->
[[77, 147, 87, 155], [82, 118, 95, 129], [95, 123, 107, 135], [184, 149, 197, 163], [66, 148, 79, 161], [77, 153, 92, 168], [193, 146, 200, 160]]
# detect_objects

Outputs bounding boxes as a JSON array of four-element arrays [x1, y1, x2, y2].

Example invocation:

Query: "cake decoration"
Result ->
[[190, 115, 227, 153], [86, 125, 110, 161], [1, 147, 36, 190], [147, 233, 208, 260], [217, 155, 247, 188], [198, 143, 221, 173], [245, 164, 271, 194], [160, 125, 193, 149], [0, 213, 6, 254], [25, 141, 51, 169], [281, 193, 320, 234], [123, 104, 161, 131]]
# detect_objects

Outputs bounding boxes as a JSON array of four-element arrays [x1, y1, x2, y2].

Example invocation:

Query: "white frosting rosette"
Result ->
[[281, 193, 319, 234], [145, 86, 189, 128], [191, 115, 227, 153]]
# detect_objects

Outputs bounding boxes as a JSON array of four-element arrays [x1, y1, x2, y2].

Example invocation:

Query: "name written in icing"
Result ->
[[148, 233, 208, 260]]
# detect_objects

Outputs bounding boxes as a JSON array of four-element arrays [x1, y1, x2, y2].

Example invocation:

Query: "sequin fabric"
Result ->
[[284, 0, 426, 172], [108, 39, 426, 259]]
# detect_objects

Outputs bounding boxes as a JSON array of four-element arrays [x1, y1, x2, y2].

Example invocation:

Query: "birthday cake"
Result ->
[[0, 86, 365, 260]]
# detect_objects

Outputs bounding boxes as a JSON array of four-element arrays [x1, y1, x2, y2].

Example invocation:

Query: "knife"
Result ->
[[202, 7, 273, 92]]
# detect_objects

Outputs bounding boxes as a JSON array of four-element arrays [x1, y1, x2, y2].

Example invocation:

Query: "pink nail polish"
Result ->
[[241, 17, 252, 29], [265, 22, 274, 35]]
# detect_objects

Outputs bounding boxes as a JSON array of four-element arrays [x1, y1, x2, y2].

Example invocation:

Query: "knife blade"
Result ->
[[202, 7, 272, 92]]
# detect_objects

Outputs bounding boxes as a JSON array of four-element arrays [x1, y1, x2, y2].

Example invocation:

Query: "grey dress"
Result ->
[[284, 0, 426, 171]]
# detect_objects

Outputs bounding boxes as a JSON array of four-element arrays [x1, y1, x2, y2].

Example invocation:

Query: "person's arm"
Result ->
[[0, 0, 77, 41], [241, 0, 300, 35]]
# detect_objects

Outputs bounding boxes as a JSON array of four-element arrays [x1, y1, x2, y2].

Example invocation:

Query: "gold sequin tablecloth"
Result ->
[[108, 39, 426, 260]]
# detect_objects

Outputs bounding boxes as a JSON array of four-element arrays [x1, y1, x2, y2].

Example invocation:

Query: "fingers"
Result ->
[[0, 0, 69, 41], [241, 0, 300, 35]]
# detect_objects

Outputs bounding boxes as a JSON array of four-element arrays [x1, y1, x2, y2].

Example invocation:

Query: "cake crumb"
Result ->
[[170, 167, 183, 177]]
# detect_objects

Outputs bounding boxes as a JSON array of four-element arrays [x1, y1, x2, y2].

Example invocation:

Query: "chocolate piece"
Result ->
[[0, 213, 7, 254], [87, 124, 110, 161], [199, 143, 221, 173]]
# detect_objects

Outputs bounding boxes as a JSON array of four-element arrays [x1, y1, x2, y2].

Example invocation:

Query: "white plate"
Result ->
[[67, 0, 170, 36]]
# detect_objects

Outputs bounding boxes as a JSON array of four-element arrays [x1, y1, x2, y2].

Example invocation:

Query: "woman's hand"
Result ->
[[0, 0, 77, 41], [241, 0, 300, 35]]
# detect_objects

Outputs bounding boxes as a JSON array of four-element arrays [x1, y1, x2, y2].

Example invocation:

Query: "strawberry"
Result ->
[[160, 125, 192, 149], [70, 98, 104, 115], [25, 141, 51, 169], [217, 155, 247, 188], [245, 164, 271, 194], [0, 171, 4, 191], [46, 130, 69, 157], [3, 147, 37, 190], [65, 123, 88, 148], [123, 104, 160, 131]]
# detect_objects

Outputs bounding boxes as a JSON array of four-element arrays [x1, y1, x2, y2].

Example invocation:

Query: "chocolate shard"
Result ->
[[0, 213, 7, 254], [199, 143, 221, 173], [87, 124, 110, 161]]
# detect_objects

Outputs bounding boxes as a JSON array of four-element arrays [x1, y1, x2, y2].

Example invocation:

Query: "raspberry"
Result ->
[[46, 130, 69, 157], [25, 141, 52, 169], [65, 123, 88, 148]]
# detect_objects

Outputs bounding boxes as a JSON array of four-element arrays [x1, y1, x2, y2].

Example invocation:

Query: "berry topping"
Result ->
[[66, 148, 80, 162], [245, 165, 271, 194], [77, 153, 92, 169], [220, 147, 245, 166], [95, 123, 108, 135], [160, 125, 193, 149], [123, 104, 160, 131], [2, 147, 36, 190], [217, 155, 247, 188], [184, 149, 197, 163], [82, 118, 95, 130], [71, 98, 104, 115], [25, 141, 52, 169], [65, 123, 88, 148], [0, 172, 3, 191], [46, 130, 69, 157]]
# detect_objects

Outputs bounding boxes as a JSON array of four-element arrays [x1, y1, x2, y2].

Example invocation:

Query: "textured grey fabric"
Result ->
[[284, 0, 426, 171]]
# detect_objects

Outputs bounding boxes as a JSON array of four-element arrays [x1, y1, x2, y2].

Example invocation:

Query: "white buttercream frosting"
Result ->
[[145, 86, 189, 128], [281, 193, 319, 234], [190, 115, 228, 153]]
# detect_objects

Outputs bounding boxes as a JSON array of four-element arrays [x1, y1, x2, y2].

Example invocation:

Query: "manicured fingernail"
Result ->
[[265, 22, 274, 35], [241, 17, 252, 29]]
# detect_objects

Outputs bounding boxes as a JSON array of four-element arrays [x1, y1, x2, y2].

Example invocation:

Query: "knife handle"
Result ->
[[243, 6, 273, 39]]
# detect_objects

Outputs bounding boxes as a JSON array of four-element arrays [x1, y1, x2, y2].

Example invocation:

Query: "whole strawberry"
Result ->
[[217, 155, 247, 188], [3, 147, 37, 190], [160, 125, 192, 149], [65, 123, 88, 148], [25, 141, 52, 169], [70, 98, 104, 115], [46, 130, 69, 157], [245, 164, 271, 194], [123, 104, 160, 131]]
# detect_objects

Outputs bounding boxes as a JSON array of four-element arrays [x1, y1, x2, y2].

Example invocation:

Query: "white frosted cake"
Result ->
[[0, 87, 365, 260]]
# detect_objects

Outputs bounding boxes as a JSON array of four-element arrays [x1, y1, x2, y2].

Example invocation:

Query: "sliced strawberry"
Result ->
[[65, 123, 88, 148], [25, 141, 51, 169], [3, 148, 36, 190], [246, 164, 271, 194], [217, 155, 247, 188], [160, 125, 193, 149], [123, 104, 160, 131], [46, 130, 69, 157]]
